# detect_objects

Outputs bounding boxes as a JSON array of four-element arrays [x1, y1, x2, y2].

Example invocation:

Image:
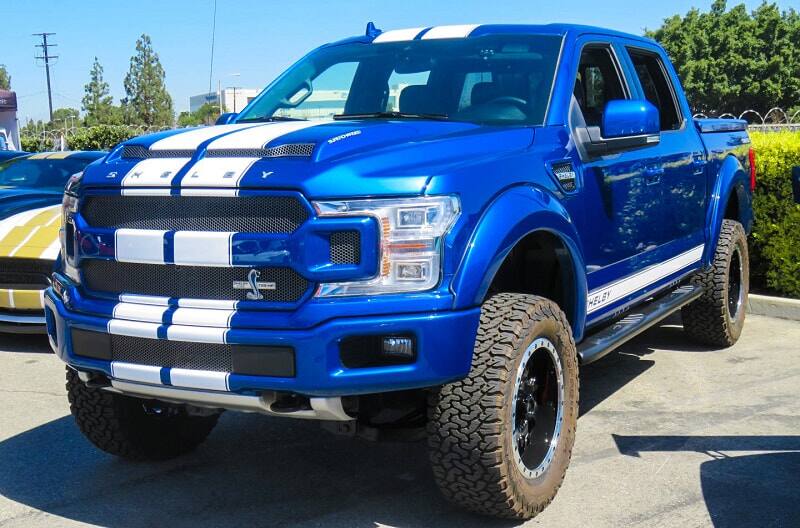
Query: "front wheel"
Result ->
[[427, 293, 579, 519]]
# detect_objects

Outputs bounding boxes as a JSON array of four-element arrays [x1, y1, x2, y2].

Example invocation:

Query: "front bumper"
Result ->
[[44, 289, 481, 398], [0, 289, 46, 333]]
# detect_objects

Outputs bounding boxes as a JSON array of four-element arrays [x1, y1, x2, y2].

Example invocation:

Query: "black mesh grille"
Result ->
[[330, 231, 360, 265], [82, 260, 309, 302], [112, 334, 232, 371], [206, 143, 315, 158], [0, 258, 52, 289], [121, 145, 194, 159], [81, 195, 308, 233]]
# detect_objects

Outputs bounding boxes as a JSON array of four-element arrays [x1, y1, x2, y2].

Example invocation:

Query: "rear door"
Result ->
[[621, 44, 707, 254]]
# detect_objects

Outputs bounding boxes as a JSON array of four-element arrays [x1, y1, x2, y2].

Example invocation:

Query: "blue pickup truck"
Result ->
[[47, 23, 754, 519]]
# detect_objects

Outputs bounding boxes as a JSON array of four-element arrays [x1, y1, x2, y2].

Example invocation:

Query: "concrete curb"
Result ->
[[747, 293, 800, 321]]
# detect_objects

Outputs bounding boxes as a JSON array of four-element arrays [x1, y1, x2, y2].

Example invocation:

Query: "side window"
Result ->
[[573, 46, 626, 127], [626, 49, 682, 130]]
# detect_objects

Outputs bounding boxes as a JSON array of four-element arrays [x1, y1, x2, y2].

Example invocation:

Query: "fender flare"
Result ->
[[704, 154, 753, 264], [451, 185, 588, 340]]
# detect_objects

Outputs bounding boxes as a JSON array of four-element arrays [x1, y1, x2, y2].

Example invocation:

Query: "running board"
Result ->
[[578, 284, 703, 365]]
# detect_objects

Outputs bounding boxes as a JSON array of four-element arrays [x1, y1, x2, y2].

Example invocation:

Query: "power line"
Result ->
[[33, 32, 58, 122]]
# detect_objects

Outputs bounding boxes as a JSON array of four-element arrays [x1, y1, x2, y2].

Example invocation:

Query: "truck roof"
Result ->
[[332, 23, 657, 47]]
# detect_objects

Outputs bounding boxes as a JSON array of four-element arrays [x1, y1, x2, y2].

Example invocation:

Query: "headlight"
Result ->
[[313, 196, 461, 296], [61, 172, 82, 282]]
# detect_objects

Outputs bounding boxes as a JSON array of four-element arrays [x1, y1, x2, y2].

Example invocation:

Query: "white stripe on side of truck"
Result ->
[[587, 245, 704, 314]]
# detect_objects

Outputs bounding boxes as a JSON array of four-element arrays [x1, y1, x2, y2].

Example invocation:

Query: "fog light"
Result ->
[[382, 337, 414, 359], [395, 262, 428, 281]]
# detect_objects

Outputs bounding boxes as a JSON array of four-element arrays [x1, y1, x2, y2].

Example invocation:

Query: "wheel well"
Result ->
[[487, 231, 577, 326], [724, 189, 740, 222]]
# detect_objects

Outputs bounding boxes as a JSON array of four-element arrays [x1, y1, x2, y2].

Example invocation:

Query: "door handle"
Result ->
[[644, 165, 664, 185], [692, 154, 708, 175]]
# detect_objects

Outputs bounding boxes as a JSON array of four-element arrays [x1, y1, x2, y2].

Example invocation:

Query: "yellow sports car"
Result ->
[[0, 151, 104, 331]]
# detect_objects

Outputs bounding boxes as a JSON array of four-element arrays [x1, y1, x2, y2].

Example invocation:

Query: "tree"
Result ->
[[121, 34, 174, 126], [177, 103, 220, 127], [647, 1, 800, 116], [50, 108, 80, 128], [0, 65, 9, 90], [82, 58, 121, 126]]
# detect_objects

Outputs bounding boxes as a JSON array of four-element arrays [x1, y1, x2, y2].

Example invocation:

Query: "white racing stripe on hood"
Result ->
[[421, 24, 479, 39], [204, 121, 322, 150], [121, 157, 190, 189], [175, 120, 325, 191], [181, 157, 258, 188], [149, 123, 259, 150]]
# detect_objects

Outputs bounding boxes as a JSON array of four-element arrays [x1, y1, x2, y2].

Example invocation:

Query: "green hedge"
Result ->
[[66, 125, 139, 151], [750, 131, 800, 298]]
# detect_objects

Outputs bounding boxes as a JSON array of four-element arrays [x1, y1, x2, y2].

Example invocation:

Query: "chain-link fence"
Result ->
[[694, 107, 800, 132]]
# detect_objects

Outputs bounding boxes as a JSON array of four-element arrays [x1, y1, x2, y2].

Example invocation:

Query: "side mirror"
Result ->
[[215, 112, 238, 125], [792, 166, 800, 204], [585, 100, 661, 156]]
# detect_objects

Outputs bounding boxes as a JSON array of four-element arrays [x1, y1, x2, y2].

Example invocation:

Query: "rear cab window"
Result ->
[[625, 48, 683, 131]]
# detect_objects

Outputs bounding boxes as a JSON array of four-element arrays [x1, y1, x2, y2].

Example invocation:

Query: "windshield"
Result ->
[[238, 34, 563, 126], [0, 157, 94, 190]]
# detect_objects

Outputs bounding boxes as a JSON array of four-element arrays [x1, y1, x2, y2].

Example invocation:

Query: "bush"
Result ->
[[750, 131, 800, 298], [67, 125, 139, 151]]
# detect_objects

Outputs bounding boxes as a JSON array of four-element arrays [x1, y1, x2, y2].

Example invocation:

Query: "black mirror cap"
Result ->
[[215, 112, 238, 126]]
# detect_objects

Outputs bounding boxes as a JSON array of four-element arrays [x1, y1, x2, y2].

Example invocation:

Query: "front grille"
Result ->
[[113, 334, 232, 371], [0, 258, 52, 289], [81, 195, 308, 233], [82, 260, 309, 302], [330, 231, 361, 265], [72, 329, 295, 377]]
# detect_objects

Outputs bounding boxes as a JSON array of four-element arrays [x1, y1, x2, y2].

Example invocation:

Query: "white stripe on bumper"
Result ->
[[172, 231, 233, 266], [169, 369, 229, 391], [115, 229, 167, 264], [110, 362, 162, 385]]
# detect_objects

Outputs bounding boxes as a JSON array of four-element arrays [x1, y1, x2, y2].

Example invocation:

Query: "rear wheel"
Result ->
[[682, 219, 749, 347], [427, 293, 579, 519], [66, 368, 220, 460]]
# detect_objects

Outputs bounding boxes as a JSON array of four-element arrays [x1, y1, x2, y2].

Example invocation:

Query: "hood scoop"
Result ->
[[122, 143, 316, 160]]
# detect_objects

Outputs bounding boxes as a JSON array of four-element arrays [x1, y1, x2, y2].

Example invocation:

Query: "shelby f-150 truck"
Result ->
[[46, 23, 754, 519]]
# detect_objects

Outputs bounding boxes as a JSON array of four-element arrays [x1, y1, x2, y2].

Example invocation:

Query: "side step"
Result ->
[[578, 284, 703, 365]]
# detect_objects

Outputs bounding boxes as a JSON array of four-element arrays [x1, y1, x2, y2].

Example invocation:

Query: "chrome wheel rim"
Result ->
[[728, 245, 744, 320], [511, 337, 564, 480]]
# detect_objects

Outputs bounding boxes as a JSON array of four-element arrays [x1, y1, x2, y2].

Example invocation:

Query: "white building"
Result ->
[[189, 88, 260, 114]]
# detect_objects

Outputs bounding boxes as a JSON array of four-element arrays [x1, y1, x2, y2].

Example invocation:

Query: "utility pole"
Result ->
[[33, 32, 58, 122]]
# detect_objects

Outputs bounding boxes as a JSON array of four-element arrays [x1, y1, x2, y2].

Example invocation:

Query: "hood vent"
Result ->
[[205, 143, 315, 158], [121, 145, 194, 159]]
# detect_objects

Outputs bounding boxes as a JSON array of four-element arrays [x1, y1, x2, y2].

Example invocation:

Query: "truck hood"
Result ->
[[83, 120, 534, 197]]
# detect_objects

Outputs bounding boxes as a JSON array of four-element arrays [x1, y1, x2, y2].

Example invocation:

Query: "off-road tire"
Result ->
[[682, 219, 749, 347], [66, 368, 220, 460], [427, 293, 579, 519]]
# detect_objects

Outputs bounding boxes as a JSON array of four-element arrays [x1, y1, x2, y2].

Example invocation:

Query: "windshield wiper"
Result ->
[[333, 111, 449, 121], [237, 116, 307, 123]]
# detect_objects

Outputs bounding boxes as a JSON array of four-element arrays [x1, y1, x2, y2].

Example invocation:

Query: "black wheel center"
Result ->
[[728, 248, 743, 319], [514, 346, 560, 473]]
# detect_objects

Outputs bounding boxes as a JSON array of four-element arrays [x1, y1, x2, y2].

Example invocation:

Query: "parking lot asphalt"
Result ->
[[0, 313, 798, 528]]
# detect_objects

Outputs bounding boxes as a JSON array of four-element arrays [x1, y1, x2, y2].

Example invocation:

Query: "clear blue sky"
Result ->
[[3, 0, 793, 122]]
